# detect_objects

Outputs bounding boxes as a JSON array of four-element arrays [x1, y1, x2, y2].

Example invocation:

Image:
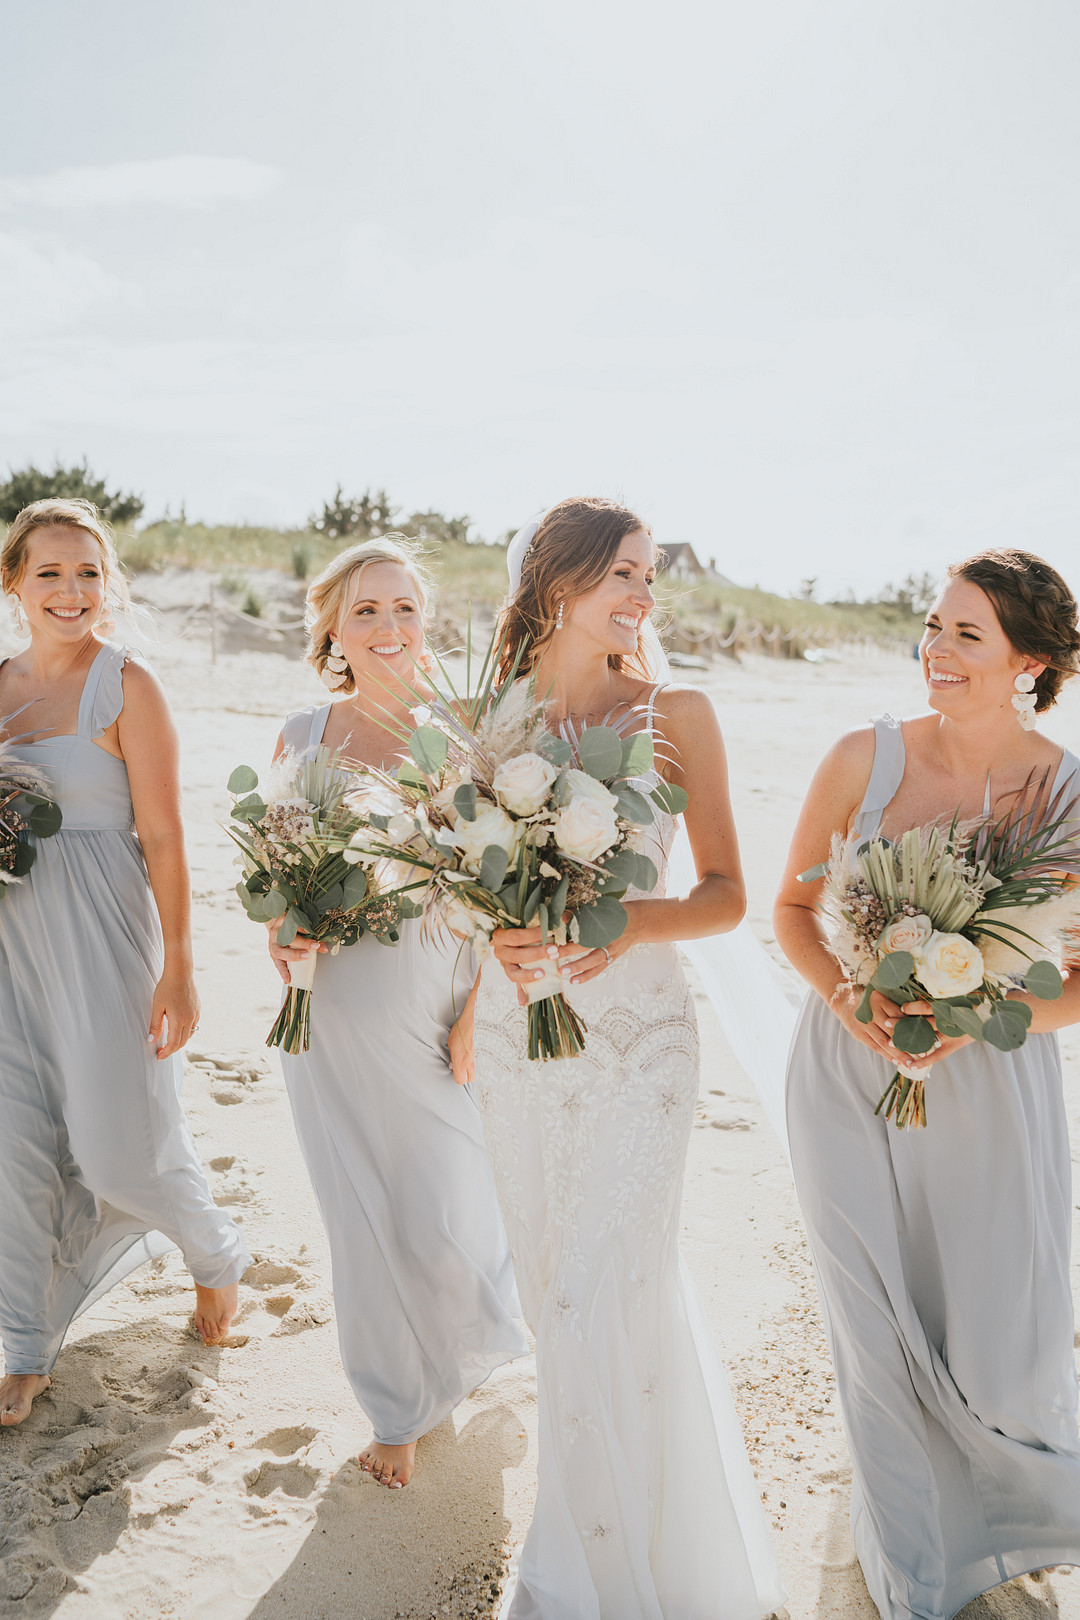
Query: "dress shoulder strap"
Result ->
[[642, 684, 661, 737], [281, 703, 331, 756], [79, 643, 145, 739], [853, 714, 906, 839]]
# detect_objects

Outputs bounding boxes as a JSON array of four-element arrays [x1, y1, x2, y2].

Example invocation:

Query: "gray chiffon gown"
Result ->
[[787, 715, 1080, 1620], [0, 642, 251, 1378], [276, 704, 525, 1446]]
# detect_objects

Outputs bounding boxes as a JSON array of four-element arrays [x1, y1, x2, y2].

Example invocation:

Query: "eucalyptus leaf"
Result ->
[[577, 726, 624, 780], [871, 951, 915, 993], [1023, 959, 1064, 1000], [11, 841, 35, 876], [943, 1003, 986, 1041], [619, 731, 654, 778], [575, 894, 629, 948], [549, 872, 570, 924], [523, 882, 543, 924], [601, 849, 657, 893], [454, 782, 478, 822], [408, 725, 449, 775], [263, 888, 289, 918], [400, 896, 424, 919], [536, 733, 572, 768], [315, 883, 344, 915], [276, 911, 299, 947], [480, 844, 510, 891], [855, 983, 875, 1024], [26, 800, 62, 838], [341, 868, 369, 908], [891, 1015, 937, 1055], [614, 785, 653, 825], [650, 781, 689, 816], [982, 1001, 1033, 1052], [232, 793, 267, 823], [228, 764, 259, 795], [930, 1000, 966, 1038]]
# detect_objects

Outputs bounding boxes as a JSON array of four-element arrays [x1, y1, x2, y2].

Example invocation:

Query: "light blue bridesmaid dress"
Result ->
[[787, 715, 1080, 1619], [276, 704, 525, 1446], [0, 642, 251, 1377]]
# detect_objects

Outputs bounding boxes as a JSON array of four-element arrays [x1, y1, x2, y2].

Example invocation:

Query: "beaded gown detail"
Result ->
[[0, 643, 250, 1376], [472, 692, 785, 1620], [787, 716, 1080, 1620], [276, 704, 525, 1445]]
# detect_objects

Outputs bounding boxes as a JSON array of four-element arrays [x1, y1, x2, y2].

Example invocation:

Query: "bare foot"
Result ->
[[358, 1439, 416, 1488], [193, 1283, 239, 1345], [0, 1373, 51, 1426]]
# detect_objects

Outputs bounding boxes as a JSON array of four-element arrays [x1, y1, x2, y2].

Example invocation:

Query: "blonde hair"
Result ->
[[2, 498, 132, 634], [304, 534, 432, 693]]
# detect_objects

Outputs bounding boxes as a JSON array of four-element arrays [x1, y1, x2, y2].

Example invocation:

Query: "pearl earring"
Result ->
[[322, 639, 350, 691], [555, 602, 564, 630], [1011, 671, 1037, 730]]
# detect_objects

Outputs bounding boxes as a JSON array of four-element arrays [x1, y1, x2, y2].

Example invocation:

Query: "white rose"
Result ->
[[916, 931, 985, 998], [387, 812, 417, 842], [877, 913, 933, 958], [443, 894, 497, 961], [493, 751, 558, 816], [349, 781, 406, 819], [562, 769, 619, 810], [554, 796, 620, 863], [456, 803, 521, 877]]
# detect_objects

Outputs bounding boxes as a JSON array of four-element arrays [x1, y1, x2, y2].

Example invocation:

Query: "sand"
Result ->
[[1, 614, 1078, 1620]]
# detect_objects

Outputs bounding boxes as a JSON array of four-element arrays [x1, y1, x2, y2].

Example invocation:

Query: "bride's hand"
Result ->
[[830, 984, 910, 1061], [562, 901, 645, 986], [491, 925, 587, 1006], [266, 915, 326, 986]]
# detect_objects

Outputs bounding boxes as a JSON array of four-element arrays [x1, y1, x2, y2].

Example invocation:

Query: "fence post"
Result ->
[[209, 581, 217, 664]]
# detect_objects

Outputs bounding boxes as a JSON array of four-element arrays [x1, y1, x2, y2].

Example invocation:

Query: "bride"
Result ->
[[456, 497, 785, 1619]]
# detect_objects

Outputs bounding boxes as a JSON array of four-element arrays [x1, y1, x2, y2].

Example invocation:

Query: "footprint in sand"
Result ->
[[245, 1430, 321, 1499]]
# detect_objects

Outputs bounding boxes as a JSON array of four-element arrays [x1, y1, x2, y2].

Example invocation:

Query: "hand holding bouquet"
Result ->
[[343, 651, 687, 1063], [226, 747, 405, 1053], [1, 731, 62, 897], [801, 778, 1080, 1127]]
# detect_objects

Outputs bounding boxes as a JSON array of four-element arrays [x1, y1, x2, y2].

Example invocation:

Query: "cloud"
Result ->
[[0, 233, 124, 339], [0, 156, 281, 212]]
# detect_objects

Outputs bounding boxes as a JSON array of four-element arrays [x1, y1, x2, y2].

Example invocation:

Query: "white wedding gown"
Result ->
[[472, 694, 785, 1620]]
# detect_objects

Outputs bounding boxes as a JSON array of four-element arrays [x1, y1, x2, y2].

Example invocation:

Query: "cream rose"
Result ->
[[493, 751, 558, 816], [553, 794, 620, 863], [562, 769, 619, 809], [456, 803, 521, 876], [877, 913, 933, 957], [916, 931, 985, 998]]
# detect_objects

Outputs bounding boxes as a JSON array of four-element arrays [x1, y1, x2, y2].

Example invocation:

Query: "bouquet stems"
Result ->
[[521, 957, 588, 1061], [267, 949, 317, 1055], [875, 1070, 927, 1130]]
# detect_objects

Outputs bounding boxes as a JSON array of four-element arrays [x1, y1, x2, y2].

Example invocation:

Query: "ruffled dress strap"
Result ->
[[853, 714, 906, 840], [281, 703, 331, 758], [78, 643, 145, 739]]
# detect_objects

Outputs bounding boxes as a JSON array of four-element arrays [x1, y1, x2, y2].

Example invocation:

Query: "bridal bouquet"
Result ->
[[801, 780, 1080, 1128], [342, 649, 686, 1062], [226, 748, 405, 1053], [0, 733, 62, 897]]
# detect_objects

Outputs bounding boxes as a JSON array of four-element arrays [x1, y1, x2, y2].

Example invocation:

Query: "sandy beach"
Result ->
[[1, 615, 1078, 1620]]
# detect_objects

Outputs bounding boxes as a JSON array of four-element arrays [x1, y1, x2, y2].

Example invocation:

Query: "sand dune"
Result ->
[[1, 624, 1078, 1620]]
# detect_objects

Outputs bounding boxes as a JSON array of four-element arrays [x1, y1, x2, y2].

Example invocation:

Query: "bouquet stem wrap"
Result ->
[[268, 948, 317, 1055], [522, 959, 587, 1063]]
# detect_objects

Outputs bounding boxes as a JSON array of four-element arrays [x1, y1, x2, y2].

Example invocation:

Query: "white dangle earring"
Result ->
[[9, 597, 27, 635], [322, 638, 350, 691], [555, 601, 564, 630], [1011, 671, 1037, 730]]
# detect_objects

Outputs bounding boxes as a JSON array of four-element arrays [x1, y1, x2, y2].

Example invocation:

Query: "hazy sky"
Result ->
[[2, 1, 1079, 595]]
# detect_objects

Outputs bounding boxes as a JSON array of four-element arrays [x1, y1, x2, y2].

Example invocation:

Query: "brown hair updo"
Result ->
[[946, 548, 1079, 712], [497, 496, 658, 684]]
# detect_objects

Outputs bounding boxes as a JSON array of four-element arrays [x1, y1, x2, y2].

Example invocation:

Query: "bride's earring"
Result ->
[[322, 638, 350, 691], [10, 597, 27, 634], [555, 601, 564, 630], [1011, 671, 1037, 730]]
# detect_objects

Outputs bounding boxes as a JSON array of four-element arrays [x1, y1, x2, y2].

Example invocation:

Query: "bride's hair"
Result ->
[[947, 549, 1079, 712], [497, 496, 659, 683], [1, 498, 132, 633], [304, 534, 432, 693]]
